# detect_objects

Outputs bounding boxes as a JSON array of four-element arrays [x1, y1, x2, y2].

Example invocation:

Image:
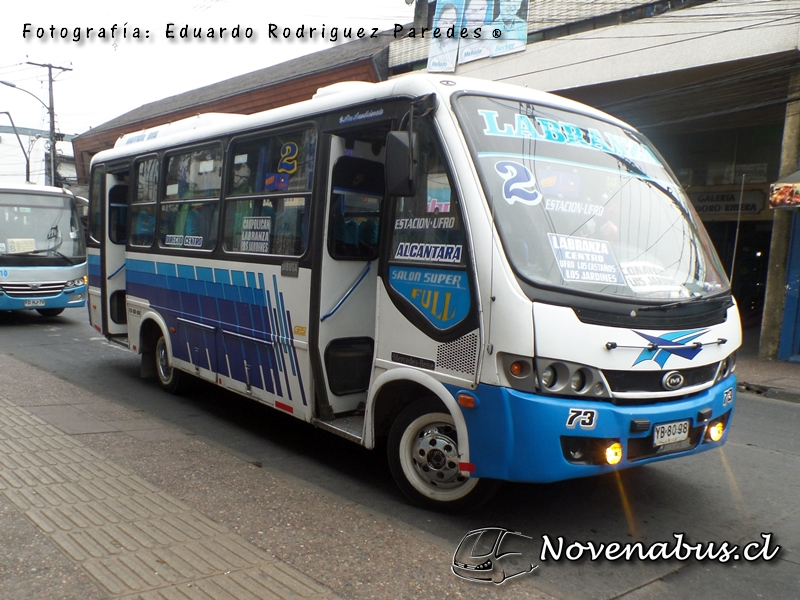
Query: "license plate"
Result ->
[[24, 300, 46, 307], [653, 420, 690, 447]]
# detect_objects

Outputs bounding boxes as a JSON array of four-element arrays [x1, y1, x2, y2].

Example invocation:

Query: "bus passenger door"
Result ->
[[316, 139, 384, 416], [100, 170, 129, 337]]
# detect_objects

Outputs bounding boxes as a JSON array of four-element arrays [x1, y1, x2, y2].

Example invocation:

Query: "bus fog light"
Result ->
[[605, 442, 623, 465], [593, 382, 605, 395], [541, 366, 555, 388], [707, 421, 724, 442]]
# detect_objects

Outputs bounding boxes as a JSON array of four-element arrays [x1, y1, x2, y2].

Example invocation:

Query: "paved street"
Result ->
[[0, 309, 798, 599]]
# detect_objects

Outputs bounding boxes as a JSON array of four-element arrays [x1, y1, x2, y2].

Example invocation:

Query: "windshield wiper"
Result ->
[[11, 247, 72, 262], [609, 152, 707, 282], [636, 294, 732, 312]]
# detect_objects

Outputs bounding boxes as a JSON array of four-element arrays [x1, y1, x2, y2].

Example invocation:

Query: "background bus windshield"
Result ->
[[455, 95, 728, 301], [0, 192, 86, 266]]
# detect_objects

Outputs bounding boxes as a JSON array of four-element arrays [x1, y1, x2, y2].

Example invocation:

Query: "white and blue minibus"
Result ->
[[88, 74, 741, 510], [0, 182, 87, 316]]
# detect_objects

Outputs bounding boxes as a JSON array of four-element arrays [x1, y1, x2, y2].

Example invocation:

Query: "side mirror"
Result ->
[[386, 131, 418, 197]]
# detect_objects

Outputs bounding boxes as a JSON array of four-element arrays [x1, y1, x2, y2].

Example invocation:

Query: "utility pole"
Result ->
[[413, 0, 429, 29], [26, 61, 72, 187]]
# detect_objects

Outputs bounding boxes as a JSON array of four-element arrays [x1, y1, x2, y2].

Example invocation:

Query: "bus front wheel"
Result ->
[[37, 308, 65, 317], [154, 334, 185, 394], [387, 399, 500, 512]]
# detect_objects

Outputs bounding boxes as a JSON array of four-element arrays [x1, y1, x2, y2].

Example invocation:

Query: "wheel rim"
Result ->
[[155, 337, 173, 385], [398, 412, 479, 502]]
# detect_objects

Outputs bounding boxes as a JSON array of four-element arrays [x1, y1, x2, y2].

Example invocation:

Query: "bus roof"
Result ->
[[0, 181, 76, 197], [91, 74, 634, 166], [113, 112, 249, 149]]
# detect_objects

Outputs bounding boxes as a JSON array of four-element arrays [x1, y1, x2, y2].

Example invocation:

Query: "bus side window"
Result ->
[[89, 167, 105, 244], [131, 157, 158, 247], [384, 119, 474, 334], [108, 184, 128, 245], [328, 156, 384, 261], [159, 145, 222, 251], [223, 127, 316, 257]]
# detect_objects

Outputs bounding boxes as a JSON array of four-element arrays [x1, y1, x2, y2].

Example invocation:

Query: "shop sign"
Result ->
[[688, 190, 764, 215]]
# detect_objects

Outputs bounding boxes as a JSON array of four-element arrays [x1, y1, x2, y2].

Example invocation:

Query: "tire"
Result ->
[[154, 333, 185, 394], [36, 308, 65, 317], [388, 399, 501, 512]]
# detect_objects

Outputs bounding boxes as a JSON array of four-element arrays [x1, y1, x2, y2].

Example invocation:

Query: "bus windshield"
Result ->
[[454, 94, 729, 301], [0, 191, 86, 266]]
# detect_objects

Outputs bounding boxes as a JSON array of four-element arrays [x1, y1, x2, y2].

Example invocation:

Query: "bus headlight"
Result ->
[[570, 370, 586, 392], [500, 354, 611, 398], [541, 366, 556, 388], [534, 358, 610, 398], [715, 351, 737, 383]]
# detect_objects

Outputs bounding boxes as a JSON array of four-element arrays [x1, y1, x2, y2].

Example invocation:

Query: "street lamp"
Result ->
[[0, 111, 31, 182], [1, 79, 56, 186]]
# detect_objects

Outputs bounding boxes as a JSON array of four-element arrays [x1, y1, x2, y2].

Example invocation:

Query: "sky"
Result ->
[[0, 0, 417, 137]]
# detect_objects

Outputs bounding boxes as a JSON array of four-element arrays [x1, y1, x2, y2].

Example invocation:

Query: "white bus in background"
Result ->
[[0, 182, 87, 316], [88, 74, 741, 511]]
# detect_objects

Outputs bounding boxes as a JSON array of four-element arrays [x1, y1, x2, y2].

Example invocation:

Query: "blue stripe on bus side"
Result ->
[[214, 268, 231, 285], [124, 257, 301, 404], [88, 254, 102, 287], [157, 262, 177, 277], [232, 270, 246, 287], [178, 264, 195, 280]]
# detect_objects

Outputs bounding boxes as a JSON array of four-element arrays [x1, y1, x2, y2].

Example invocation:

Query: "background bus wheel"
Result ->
[[388, 399, 500, 512], [36, 308, 64, 317], [154, 334, 185, 394]]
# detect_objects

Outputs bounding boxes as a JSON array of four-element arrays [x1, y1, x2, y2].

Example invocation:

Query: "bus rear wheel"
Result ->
[[388, 399, 500, 512], [154, 333, 185, 394], [36, 308, 65, 317]]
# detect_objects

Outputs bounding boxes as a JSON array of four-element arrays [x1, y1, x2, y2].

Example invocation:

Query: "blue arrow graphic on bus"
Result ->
[[632, 329, 709, 367]]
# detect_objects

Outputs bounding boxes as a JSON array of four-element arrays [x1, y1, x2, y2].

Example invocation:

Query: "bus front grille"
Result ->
[[0, 281, 66, 298], [603, 363, 719, 394]]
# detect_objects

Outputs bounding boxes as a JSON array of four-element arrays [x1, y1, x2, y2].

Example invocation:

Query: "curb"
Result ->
[[737, 381, 800, 404]]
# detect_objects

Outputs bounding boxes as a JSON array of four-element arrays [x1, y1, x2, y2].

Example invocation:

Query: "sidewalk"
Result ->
[[735, 326, 800, 402], [0, 353, 554, 600]]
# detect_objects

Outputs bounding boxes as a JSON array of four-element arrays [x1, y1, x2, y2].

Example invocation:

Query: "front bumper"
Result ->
[[451, 375, 736, 482]]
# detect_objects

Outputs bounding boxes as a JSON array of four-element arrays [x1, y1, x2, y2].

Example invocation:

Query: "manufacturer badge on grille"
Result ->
[[662, 370, 685, 391]]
